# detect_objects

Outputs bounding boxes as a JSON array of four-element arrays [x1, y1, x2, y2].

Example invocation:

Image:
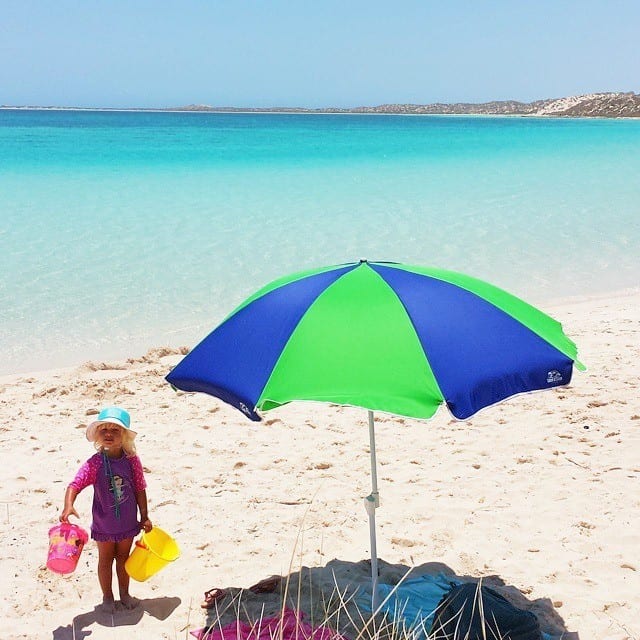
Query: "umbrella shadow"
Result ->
[[51, 596, 181, 639], [198, 558, 577, 640]]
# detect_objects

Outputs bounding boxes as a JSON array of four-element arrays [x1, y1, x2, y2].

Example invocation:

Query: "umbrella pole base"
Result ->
[[364, 494, 380, 610]]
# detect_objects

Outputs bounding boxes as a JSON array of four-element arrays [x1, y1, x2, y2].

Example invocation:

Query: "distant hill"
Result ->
[[4, 92, 640, 117], [171, 92, 640, 117]]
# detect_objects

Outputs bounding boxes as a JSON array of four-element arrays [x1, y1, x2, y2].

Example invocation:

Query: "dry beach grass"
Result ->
[[0, 290, 639, 640]]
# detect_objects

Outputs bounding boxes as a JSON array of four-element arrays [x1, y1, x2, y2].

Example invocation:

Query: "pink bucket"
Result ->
[[47, 523, 89, 574]]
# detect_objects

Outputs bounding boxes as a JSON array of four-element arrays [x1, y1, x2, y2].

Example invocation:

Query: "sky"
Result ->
[[1, 0, 638, 109]]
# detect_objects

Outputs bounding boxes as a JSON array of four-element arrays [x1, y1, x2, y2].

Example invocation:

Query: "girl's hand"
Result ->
[[59, 506, 79, 523], [140, 518, 152, 533]]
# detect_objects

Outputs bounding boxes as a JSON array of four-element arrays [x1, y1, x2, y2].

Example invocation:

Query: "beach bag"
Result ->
[[430, 582, 542, 640]]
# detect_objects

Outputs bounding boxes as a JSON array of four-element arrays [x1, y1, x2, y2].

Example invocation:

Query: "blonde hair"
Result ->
[[93, 425, 137, 457]]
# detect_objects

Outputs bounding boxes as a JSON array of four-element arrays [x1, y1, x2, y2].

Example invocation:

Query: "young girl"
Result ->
[[60, 406, 152, 612]]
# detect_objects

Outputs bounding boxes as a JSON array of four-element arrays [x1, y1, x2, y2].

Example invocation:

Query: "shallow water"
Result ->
[[1, 109, 639, 373]]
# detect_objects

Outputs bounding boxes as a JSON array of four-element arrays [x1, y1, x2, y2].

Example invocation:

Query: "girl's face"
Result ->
[[98, 424, 123, 452]]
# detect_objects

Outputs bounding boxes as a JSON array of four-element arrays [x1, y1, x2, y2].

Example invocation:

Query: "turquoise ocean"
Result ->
[[1, 109, 639, 374]]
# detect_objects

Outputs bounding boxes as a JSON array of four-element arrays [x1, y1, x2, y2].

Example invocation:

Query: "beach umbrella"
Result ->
[[166, 260, 583, 607]]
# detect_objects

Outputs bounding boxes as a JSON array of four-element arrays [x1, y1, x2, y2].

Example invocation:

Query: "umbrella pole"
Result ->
[[365, 409, 380, 611]]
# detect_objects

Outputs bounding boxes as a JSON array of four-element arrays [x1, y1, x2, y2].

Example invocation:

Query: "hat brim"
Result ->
[[86, 418, 137, 442]]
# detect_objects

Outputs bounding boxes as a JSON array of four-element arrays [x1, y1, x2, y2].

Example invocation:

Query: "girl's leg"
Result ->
[[114, 537, 137, 608], [96, 541, 117, 612]]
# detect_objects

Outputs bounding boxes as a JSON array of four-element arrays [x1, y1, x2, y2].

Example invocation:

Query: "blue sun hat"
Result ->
[[86, 406, 137, 442]]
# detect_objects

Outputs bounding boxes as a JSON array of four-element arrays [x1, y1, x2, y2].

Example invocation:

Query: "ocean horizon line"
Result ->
[[2, 90, 640, 118]]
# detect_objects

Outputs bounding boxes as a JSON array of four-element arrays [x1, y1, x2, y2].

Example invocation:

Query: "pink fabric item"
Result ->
[[69, 454, 101, 491], [69, 453, 146, 492], [191, 608, 347, 640]]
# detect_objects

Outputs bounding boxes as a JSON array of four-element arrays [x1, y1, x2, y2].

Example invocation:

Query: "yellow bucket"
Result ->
[[125, 527, 180, 582]]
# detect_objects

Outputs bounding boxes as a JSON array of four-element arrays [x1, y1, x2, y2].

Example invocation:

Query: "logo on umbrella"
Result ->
[[546, 370, 563, 383]]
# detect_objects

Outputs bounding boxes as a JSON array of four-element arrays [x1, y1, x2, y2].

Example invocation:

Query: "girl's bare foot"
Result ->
[[120, 594, 140, 610], [100, 597, 116, 613]]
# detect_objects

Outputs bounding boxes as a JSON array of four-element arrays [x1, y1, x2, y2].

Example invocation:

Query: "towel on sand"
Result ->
[[358, 575, 555, 640], [357, 573, 455, 637], [191, 608, 348, 640]]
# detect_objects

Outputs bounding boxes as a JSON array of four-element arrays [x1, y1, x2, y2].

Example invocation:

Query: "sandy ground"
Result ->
[[0, 290, 639, 640]]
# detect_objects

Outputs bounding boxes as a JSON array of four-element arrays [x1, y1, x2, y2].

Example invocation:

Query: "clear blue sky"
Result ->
[[1, 0, 638, 108]]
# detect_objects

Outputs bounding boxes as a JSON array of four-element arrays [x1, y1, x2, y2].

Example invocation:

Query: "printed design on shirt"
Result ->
[[109, 475, 129, 506]]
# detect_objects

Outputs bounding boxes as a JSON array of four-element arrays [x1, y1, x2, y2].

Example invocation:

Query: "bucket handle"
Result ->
[[59, 523, 84, 543], [137, 534, 166, 560], [134, 531, 178, 562]]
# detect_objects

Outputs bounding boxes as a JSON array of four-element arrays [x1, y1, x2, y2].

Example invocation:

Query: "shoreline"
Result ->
[[2, 286, 638, 380], [3, 105, 640, 120]]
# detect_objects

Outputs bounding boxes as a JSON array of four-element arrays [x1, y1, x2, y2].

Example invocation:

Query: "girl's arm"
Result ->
[[60, 485, 80, 522], [136, 490, 152, 532], [59, 455, 99, 522], [130, 455, 151, 531]]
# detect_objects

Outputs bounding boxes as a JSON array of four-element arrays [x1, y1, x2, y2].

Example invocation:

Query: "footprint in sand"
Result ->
[[390, 536, 418, 548], [431, 529, 453, 556]]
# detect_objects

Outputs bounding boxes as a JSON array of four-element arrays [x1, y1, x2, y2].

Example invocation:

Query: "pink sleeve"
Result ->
[[130, 455, 147, 491], [69, 455, 100, 492]]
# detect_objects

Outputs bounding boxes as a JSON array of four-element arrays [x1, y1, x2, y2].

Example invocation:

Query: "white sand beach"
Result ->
[[0, 290, 639, 640]]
